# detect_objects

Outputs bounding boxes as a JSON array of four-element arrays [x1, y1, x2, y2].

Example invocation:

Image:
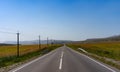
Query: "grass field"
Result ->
[[0, 44, 52, 57], [68, 42, 120, 60], [0, 44, 62, 68]]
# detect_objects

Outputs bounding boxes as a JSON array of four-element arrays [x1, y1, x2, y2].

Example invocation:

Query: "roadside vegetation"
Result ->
[[0, 44, 46, 57], [0, 44, 62, 68], [67, 42, 120, 69], [68, 42, 120, 60]]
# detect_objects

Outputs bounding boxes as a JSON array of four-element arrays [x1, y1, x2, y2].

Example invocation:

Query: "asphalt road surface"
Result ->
[[9, 45, 120, 72]]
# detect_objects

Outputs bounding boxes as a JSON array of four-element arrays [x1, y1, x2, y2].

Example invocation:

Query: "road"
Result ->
[[9, 45, 120, 72]]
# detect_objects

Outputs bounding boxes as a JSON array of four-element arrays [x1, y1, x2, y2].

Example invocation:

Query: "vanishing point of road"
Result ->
[[9, 45, 120, 72]]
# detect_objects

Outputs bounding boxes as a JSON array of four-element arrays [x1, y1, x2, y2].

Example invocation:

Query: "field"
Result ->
[[68, 42, 120, 60], [0, 44, 49, 57], [0, 44, 62, 68]]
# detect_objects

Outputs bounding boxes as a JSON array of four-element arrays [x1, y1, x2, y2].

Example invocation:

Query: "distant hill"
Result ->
[[83, 35, 120, 43], [0, 43, 15, 46], [70, 35, 120, 44], [4, 40, 72, 45], [107, 35, 120, 40]]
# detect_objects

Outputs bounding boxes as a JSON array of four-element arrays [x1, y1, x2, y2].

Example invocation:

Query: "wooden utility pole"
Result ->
[[51, 39, 53, 46], [17, 32, 20, 57], [47, 37, 49, 47], [39, 35, 41, 50]]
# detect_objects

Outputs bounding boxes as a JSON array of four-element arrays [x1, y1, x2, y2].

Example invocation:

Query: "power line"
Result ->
[[0, 27, 16, 31], [0, 30, 20, 57], [0, 30, 16, 34]]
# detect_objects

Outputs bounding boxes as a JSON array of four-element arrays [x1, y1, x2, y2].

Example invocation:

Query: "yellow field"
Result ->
[[69, 42, 120, 60], [0, 44, 47, 57]]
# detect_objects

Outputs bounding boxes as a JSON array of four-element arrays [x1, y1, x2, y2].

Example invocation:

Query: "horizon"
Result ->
[[1, 34, 120, 43], [0, 0, 120, 42]]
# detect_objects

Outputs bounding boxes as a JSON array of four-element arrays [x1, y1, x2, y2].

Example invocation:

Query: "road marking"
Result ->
[[83, 54, 116, 72], [59, 51, 64, 70], [68, 47, 116, 72], [9, 48, 58, 72], [59, 58, 63, 70]]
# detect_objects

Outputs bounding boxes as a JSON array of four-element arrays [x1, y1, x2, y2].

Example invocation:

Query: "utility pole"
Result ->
[[0, 30, 20, 57], [47, 37, 49, 47], [50, 39, 52, 46], [53, 40, 55, 45], [51, 39, 53, 46], [17, 32, 20, 57], [38, 35, 41, 50]]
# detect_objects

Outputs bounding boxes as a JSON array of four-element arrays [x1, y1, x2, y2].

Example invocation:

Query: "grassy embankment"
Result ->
[[67, 42, 120, 69], [0, 44, 62, 68]]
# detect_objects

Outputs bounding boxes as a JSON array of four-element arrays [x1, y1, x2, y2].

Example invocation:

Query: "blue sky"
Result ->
[[0, 0, 120, 41]]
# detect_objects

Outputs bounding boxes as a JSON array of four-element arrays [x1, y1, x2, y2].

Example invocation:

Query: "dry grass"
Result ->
[[0, 44, 62, 68], [0, 44, 47, 57], [68, 42, 120, 60]]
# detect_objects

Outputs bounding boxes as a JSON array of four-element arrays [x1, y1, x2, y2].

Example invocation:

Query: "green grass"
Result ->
[[0, 44, 62, 68]]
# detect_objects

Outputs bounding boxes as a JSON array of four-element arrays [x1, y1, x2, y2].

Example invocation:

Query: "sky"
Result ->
[[0, 0, 120, 42]]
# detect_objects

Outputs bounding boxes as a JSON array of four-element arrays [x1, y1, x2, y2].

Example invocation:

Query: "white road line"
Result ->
[[82, 54, 116, 72], [59, 51, 64, 70], [69, 48, 116, 72], [59, 58, 63, 70], [9, 49, 57, 72]]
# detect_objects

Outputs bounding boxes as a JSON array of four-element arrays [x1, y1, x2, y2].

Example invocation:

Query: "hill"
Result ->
[[0, 43, 15, 46], [71, 35, 120, 43], [3, 40, 72, 45]]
